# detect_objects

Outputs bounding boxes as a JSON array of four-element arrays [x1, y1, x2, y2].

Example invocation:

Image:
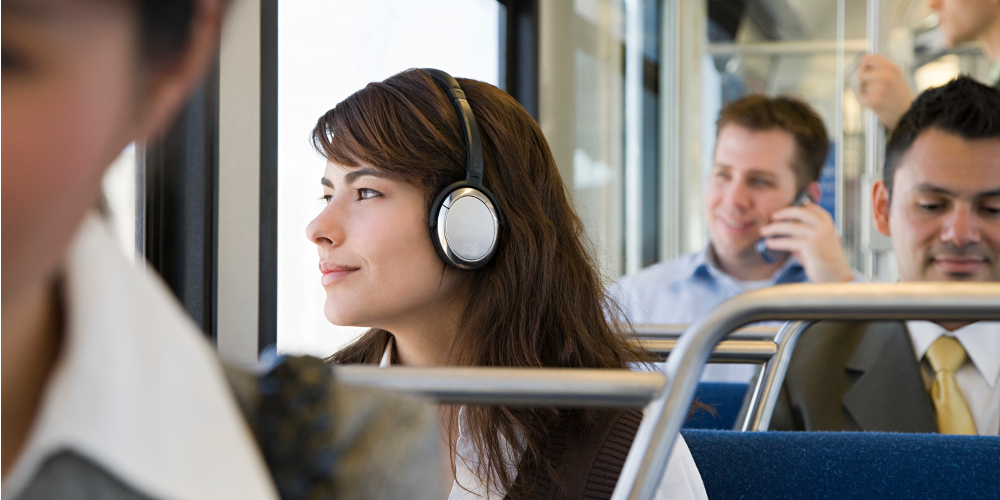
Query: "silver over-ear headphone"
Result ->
[[425, 69, 505, 270]]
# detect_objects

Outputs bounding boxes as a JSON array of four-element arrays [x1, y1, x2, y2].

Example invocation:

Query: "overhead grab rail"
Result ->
[[612, 282, 1000, 500]]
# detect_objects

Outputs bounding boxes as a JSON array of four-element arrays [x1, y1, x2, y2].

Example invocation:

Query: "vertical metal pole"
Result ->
[[624, 0, 644, 275], [659, 0, 681, 262], [862, 0, 886, 279], [834, 0, 846, 236]]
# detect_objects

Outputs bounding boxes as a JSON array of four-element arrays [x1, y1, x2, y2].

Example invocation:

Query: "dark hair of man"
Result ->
[[313, 69, 656, 498], [883, 75, 1000, 197], [716, 95, 829, 191]]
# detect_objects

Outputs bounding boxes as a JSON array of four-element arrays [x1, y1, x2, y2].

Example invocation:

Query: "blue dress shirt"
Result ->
[[610, 244, 808, 325], [609, 244, 808, 383]]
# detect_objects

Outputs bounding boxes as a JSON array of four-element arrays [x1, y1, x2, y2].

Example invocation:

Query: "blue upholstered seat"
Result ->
[[680, 430, 1000, 499], [683, 383, 749, 430]]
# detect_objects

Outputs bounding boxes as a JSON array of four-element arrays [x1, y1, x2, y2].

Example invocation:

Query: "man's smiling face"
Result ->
[[874, 128, 1000, 283]]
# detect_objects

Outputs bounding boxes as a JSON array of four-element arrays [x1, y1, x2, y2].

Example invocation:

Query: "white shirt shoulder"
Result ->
[[2, 214, 278, 500]]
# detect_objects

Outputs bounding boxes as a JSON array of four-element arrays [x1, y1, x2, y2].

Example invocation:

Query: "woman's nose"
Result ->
[[306, 204, 345, 247]]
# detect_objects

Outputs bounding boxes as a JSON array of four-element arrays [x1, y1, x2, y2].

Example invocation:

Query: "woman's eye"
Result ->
[[357, 188, 383, 200], [320, 194, 333, 204]]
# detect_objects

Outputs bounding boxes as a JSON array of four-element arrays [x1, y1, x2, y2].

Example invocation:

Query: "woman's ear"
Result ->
[[135, 0, 224, 141]]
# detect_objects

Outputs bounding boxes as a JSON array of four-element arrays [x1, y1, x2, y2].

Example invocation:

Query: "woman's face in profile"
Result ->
[[306, 161, 465, 330]]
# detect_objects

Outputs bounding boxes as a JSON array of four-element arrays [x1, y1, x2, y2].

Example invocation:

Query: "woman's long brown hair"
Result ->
[[313, 69, 652, 498]]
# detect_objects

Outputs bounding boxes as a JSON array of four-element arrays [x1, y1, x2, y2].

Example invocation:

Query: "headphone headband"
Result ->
[[426, 69, 485, 187], [423, 68, 504, 270]]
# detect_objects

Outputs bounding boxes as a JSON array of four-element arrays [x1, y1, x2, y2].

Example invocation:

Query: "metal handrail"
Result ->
[[636, 338, 776, 363], [633, 324, 779, 362], [739, 320, 813, 431], [612, 282, 1000, 500], [334, 365, 665, 408], [633, 324, 780, 340]]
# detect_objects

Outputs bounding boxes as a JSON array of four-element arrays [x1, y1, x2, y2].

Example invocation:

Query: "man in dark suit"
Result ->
[[770, 76, 1000, 435]]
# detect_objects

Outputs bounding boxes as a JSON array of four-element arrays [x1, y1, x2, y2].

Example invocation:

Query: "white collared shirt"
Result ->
[[379, 338, 708, 500], [907, 321, 1000, 436], [2, 214, 279, 500]]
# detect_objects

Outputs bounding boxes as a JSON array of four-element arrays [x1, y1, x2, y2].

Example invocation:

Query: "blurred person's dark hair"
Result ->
[[138, 0, 195, 61], [884, 76, 1000, 197]]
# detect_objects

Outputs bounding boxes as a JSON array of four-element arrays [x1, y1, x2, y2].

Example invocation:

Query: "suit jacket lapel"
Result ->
[[841, 322, 938, 433]]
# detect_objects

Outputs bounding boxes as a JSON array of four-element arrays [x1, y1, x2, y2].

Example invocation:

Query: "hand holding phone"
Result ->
[[756, 191, 815, 263]]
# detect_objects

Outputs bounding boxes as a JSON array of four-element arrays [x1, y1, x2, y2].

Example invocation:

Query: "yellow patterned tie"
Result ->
[[924, 336, 977, 435]]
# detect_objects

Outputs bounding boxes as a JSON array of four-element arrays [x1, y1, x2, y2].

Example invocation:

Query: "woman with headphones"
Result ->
[[307, 68, 707, 500]]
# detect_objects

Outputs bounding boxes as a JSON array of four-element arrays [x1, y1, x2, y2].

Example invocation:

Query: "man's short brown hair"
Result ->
[[716, 95, 829, 190]]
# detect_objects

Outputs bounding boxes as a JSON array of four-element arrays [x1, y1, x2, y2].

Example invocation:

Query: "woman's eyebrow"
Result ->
[[344, 168, 388, 184], [320, 177, 334, 189]]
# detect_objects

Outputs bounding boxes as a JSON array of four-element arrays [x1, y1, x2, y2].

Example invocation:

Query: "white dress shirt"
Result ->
[[379, 338, 708, 499], [907, 321, 1000, 436], [1, 215, 278, 500]]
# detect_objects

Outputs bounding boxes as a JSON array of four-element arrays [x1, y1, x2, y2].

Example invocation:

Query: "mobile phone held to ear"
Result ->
[[756, 190, 815, 263]]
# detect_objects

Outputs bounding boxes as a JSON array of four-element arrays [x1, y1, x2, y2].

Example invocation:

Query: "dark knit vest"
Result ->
[[504, 409, 643, 500]]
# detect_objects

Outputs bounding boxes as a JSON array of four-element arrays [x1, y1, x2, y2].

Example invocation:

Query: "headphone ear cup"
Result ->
[[429, 183, 502, 270]]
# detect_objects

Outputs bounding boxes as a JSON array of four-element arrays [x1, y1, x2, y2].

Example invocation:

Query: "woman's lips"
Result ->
[[320, 263, 360, 286]]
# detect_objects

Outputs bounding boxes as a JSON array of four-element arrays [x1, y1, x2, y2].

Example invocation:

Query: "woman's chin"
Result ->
[[323, 305, 357, 327]]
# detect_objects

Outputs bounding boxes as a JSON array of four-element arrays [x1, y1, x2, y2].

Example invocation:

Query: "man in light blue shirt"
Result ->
[[612, 95, 856, 381]]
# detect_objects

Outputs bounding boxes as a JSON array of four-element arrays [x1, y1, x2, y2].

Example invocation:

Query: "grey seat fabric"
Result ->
[[225, 360, 445, 500], [14, 451, 154, 500], [13, 362, 442, 500]]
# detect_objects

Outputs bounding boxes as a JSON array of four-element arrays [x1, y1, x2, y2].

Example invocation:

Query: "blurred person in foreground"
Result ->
[[855, 0, 1000, 129], [772, 76, 1000, 435], [1, 1, 442, 498]]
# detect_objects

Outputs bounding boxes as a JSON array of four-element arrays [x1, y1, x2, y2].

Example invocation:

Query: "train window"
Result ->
[[276, 0, 500, 356]]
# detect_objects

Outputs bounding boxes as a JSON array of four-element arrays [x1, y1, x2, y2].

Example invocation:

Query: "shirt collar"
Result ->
[[379, 337, 395, 367], [694, 243, 805, 285], [2, 215, 278, 500], [986, 58, 1000, 87], [907, 320, 1000, 388]]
